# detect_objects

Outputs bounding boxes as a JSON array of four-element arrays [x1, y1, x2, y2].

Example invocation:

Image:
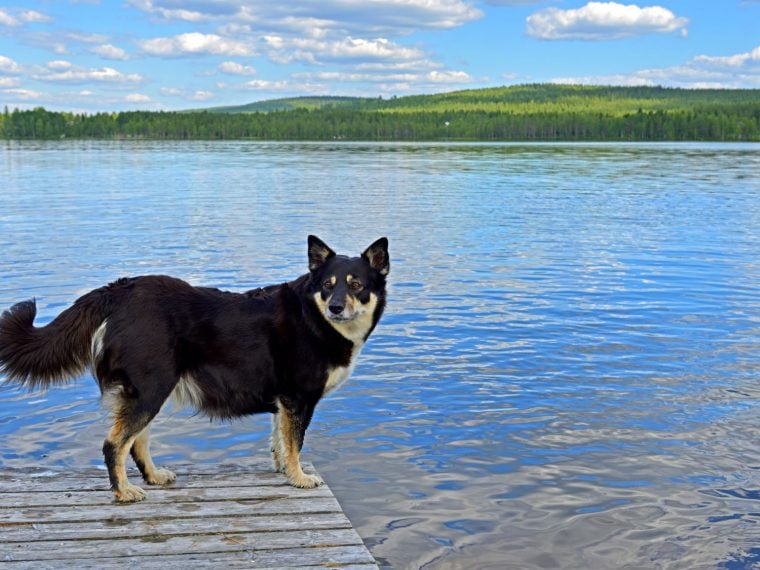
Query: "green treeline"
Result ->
[[2, 84, 759, 141]]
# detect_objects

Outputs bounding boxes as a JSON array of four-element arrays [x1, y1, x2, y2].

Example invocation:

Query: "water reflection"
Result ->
[[1, 141, 759, 569]]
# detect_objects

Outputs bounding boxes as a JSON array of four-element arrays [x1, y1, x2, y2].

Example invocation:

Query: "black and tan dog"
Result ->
[[0, 236, 389, 502]]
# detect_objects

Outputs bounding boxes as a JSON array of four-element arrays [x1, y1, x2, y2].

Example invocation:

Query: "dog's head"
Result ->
[[307, 235, 389, 343]]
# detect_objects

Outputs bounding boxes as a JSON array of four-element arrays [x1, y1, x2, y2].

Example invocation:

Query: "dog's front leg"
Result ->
[[275, 398, 322, 488]]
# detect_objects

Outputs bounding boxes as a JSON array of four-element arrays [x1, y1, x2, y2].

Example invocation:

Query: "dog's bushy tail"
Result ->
[[0, 289, 110, 389]]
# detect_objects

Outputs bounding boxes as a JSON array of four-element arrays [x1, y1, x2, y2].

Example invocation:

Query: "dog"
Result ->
[[0, 235, 389, 502]]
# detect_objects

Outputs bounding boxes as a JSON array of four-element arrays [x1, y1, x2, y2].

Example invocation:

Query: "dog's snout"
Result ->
[[328, 303, 344, 315]]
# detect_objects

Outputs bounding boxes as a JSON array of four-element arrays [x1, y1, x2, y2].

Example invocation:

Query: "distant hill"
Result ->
[[4, 84, 759, 141], [200, 96, 370, 113], [202, 84, 759, 117]]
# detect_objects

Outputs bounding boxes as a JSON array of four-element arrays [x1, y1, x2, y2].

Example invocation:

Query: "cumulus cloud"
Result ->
[[244, 78, 292, 91], [0, 55, 22, 74], [19, 10, 52, 24], [297, 68, 474, 85], [0, 9, 19, 26], [128, 0, 482, 34], [138, 32, 255, 57], [527, 2, 689, 40], [263, 36, 426, 65], [91, 44, 130, 60], [191, 90, 215, 100], [34, 62, 143, 84], [126, 93, 151, 102], [2, 88, 43, 100], [46, 60, 74, 71], [485, 0, 543, 4], [219, 61, 257, 75], [0, 76, 20, 87], [552, 45, 760, 88], [127, 0, 209, 22], [694, 46, 760, 68], [0, 8, 51, 26]]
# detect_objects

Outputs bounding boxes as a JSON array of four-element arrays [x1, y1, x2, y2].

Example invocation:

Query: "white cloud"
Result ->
[[34, 64, 143, 84], [485, 0, 543, 4], [264, 36, 426, 65], [293, 68, 473, 85], [91, 44, 130, 60], [527, 2, 689, 40], [0, 8, 51, 26], [2, 88, 43, 100], [427, 70, 472, 83], [244, 79, 293, 91], [47, 60, 74, 70], [126, 93, 151, 102], [20, 10, 52, 24], [552, 74, 655, 86], [0, 76, 20, 87], [127, 0, 208, 22], [138, 33, 254, 57], [0, 9, 19, 26], [191, 90, 214, 100], [693, 46, 760, 68], [128, 0, 482, 34], [0, 55, 22, 74], [65, 32, 109, 44], [219, 61, 257, 75], [551, 45, 760, 88]]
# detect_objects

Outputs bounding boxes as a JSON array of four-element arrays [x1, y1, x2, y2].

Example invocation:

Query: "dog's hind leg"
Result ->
[[102, 376, 175, 502], [275, 398, 322, 488], [131, 424, 176, 486], [102, 410, 151, 503]]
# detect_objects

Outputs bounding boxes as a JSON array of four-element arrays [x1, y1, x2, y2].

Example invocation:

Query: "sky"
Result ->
[[0, 1, 758, 112]]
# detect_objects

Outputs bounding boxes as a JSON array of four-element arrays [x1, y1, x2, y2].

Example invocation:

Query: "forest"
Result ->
[[2, 84, 759, 141]]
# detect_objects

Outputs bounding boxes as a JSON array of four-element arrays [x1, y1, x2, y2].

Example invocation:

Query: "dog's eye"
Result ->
[[323, 280, 334, 290], [349, 281, 363, 291]]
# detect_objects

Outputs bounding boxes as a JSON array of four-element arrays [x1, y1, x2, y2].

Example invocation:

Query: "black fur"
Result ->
[[0, 236, 389, 500]]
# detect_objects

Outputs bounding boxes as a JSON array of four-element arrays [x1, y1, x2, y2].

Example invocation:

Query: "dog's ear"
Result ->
[[308, 235, 335, 272], [362, 237, 390, 276]]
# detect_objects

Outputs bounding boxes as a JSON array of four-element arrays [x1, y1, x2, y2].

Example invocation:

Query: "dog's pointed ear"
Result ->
[[362, 237, 390, 276], [308, 235, 335, 272]]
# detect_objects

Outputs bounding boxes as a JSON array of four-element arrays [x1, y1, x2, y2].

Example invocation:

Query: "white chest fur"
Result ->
[[324, 343, 363, 395]]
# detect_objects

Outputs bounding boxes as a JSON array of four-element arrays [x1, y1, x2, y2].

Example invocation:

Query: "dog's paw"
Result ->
[[290, 472, 323, 489], [114, 483, 146, 503], [146, 468, 176, 486]]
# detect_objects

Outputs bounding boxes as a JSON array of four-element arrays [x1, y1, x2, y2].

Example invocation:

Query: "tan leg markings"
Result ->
[[276, 401, 323, 489], [132, 426, 176, 485], [106, 422, 145, 503]]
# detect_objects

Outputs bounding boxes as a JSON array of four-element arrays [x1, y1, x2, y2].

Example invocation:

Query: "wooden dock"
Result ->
[[0, 460, 378, 569]]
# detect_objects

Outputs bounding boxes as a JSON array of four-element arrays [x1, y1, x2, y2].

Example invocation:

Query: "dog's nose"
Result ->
[[328, 303, 344, 315]]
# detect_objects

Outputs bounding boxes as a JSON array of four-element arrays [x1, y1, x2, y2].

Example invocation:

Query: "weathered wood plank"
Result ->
[[0, 496, 343, 524], [0, 473, 300, 493], [1, 528, 365, 561], [0, 460, 284, 481], [0, 461, 310, 488], [0, 461, 378, 569], [0, 512, 353, 543], [0, 483, 334, 507], [1, 546, 378, 569]]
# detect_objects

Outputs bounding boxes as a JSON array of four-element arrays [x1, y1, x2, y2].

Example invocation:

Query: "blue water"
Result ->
[[1, 141, 759, 569]]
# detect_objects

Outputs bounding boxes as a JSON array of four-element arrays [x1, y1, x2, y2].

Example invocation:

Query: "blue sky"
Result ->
[[0, 1, 758, 112]]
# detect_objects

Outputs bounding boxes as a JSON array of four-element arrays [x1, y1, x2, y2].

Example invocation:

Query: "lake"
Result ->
[[1, 141, 759, 569]]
